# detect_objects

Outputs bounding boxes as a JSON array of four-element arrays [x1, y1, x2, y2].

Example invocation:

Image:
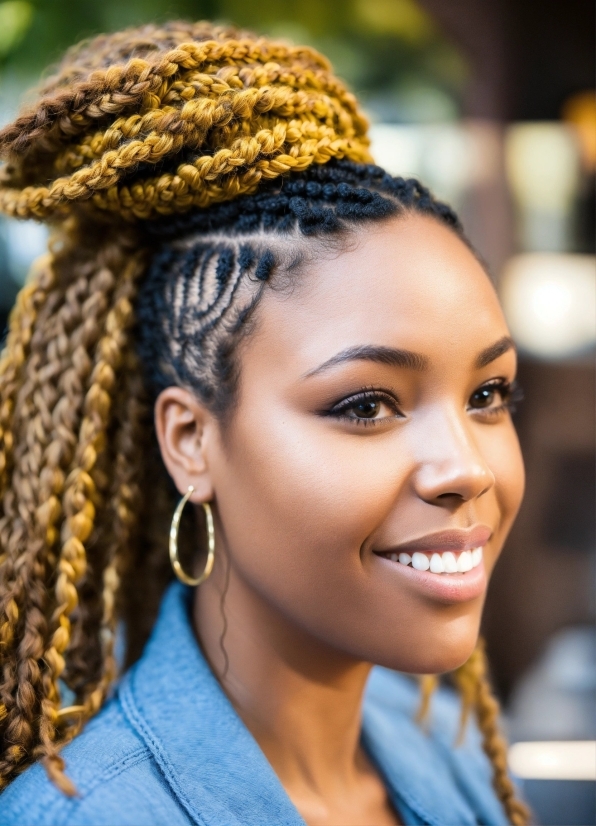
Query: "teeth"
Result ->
[[429, 553, 444, 573], [471, 547, 483, 568], [411, 552, 430, 571], [385, 547, 484, 574]]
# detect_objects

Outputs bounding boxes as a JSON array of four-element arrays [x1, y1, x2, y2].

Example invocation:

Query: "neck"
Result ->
[[193, 560, 372, 798]]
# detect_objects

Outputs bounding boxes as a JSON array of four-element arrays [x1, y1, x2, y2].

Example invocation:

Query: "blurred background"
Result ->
[[0, 1, 594, 822]]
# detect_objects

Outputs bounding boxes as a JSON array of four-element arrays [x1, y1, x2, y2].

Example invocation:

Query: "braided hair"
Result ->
[[0, 21, 529, 825], [135, 159, 461, 416]]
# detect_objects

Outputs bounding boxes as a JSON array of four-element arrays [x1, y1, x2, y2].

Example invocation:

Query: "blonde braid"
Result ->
[[0, 29, 371, 222], [99, 354, 151, 685], [78, 262, 145, 721], [40, 247, 144, 790], [453, 642, 532, 826], [0, 230, 129, 789], [0, 260, 56, 508], [416, 673, 439, 726], [0, 256, 100, 784], [416, 647, 531, 824], [3, 37, 350, 154], [60, 347, 150, 703]]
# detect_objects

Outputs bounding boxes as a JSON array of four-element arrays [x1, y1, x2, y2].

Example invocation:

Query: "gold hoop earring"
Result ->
[[169, 485, 215, 586]]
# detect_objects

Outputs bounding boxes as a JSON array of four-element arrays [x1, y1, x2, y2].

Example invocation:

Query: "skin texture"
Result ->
[[155, 213, 525, 826]]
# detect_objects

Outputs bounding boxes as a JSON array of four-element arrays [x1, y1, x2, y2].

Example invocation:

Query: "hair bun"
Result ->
[[0, 21, 372, 222]]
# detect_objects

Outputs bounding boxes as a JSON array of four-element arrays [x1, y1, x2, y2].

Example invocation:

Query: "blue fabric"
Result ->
[[1, 583, 510, 825]]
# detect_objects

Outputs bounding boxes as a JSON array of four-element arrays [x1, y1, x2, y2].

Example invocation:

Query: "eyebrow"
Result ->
[[475, 336, 516, 368], [304, 336, 516, 379], [303, 345, 429, 378]]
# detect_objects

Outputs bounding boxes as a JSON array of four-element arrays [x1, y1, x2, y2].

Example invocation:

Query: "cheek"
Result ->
[[496, 427, 524, 522], [214, 410, 402, 582], [481, 420, 525, 558]]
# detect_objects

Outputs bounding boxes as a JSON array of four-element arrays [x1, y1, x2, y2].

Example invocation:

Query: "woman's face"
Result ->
[[202, 213, 525, 674]]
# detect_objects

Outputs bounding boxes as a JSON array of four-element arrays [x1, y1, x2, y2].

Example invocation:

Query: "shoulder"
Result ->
[[364, 667, 510, 826], [0, 694, 189, 826]]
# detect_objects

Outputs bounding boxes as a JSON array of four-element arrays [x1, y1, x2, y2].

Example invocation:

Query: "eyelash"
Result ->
[[325, 387, 401, 427], [468, 379, 524, 418], [325, 380, 524, 426]]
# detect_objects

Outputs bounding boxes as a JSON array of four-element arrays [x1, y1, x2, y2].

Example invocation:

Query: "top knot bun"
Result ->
[[0, 21, 372, 222]]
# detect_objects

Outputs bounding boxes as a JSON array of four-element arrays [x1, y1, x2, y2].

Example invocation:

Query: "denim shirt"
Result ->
[[1, 583, 510, 826]]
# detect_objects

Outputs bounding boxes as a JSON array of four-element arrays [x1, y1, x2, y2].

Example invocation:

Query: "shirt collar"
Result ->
[[363, 668, 500, 825], [119, 583, 305, 826], [119, 582, 503, 826]]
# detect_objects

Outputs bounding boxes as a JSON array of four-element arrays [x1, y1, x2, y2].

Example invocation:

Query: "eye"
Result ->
[[468, 379, 522, 417], [469, 385, 500, 409], [327, 390, 402, 424]]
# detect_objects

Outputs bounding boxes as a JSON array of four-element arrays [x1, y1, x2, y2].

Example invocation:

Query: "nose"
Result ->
[[412, 408, 495, 506]]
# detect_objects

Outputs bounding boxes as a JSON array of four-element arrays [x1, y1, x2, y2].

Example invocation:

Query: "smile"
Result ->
[[378, 547, 484, 574], [374, 550, 487, 603]]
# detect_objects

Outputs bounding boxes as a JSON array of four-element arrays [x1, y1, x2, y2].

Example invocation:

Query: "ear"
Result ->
[[154, 386, 217, 503]]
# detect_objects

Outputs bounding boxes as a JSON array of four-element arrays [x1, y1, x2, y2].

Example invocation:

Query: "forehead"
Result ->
[[250, 214, 509, 369]]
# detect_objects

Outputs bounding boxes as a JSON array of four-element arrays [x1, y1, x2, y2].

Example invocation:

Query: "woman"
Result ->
[[0, 21, 530, 826]]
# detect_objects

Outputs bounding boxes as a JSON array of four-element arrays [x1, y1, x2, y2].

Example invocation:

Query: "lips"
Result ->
[[373, 525, 492, 603], [378, 525, 492, 555]]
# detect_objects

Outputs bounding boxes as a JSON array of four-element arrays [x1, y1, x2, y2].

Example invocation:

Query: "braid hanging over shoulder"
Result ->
[[0, 20, 529, 825]]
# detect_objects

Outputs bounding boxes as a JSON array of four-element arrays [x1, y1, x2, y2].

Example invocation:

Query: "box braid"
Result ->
[[0, 21, 529, 824]]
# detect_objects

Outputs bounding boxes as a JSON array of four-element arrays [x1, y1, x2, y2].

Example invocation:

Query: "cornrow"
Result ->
[[0, 20, 529, 824], [134, 160, 463, 419]]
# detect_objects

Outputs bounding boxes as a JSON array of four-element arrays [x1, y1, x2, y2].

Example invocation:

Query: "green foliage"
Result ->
[[0, 1, 33, 59]]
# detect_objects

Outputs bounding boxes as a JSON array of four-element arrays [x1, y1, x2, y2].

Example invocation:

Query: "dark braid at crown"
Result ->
[[135, 159, 463, 417]]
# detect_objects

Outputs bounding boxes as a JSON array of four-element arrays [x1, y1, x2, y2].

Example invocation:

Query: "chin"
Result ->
[[369, 620, 481, 676], [419, 643, 478, 676]]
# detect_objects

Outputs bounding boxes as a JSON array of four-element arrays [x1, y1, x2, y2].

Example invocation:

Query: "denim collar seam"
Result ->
[[54, 745, 151, 825], [119, 678, 211, 826], [18, 743, 150, 826]]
